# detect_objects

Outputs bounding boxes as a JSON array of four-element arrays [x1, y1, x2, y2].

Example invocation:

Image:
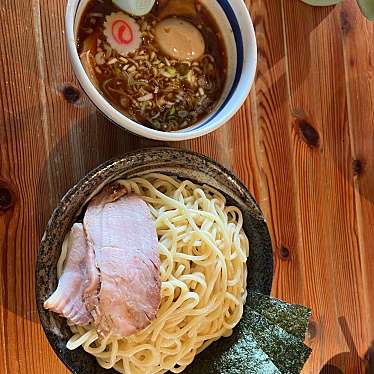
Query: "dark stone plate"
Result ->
[[36, 147, 273, 374]]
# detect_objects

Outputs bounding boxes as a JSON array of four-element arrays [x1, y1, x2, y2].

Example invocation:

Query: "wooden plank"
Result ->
[[282, 0, 367, 372], [340, 0, 374, 355], [244, 0, 307, 307], [0, 1, 58, 373]]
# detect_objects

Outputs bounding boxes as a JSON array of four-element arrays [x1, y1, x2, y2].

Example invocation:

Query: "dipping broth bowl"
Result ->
[[65, 0, 257, 141]]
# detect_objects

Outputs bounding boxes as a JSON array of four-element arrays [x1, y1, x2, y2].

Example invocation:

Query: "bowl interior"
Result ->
[[74, 0, 238, 126], [36, 148, 273, 374], [66, 0, 256, 140]]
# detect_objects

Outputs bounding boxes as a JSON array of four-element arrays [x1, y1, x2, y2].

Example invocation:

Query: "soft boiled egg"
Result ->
[[154, 18, 205, 61]]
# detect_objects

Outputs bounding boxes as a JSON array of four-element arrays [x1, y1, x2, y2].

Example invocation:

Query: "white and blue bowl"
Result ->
[[66, 0, 257, 141]]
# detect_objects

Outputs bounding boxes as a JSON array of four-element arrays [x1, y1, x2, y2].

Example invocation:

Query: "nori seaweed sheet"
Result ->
[[244, 309, 312, 374], [182, 326, 281, 374], [181, 293, 312, 374], [246, 292, 312, 342]]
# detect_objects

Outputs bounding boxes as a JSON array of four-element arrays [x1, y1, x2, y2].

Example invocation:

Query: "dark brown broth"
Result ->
[[77, 0, 227, 131]]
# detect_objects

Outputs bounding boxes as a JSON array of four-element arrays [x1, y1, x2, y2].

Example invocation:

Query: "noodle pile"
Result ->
[[61, 173, 249, 374]]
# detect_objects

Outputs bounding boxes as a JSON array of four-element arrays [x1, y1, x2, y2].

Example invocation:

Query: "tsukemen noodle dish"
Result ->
[[77, 0, 227, 131], [44, 173, 249, 374]]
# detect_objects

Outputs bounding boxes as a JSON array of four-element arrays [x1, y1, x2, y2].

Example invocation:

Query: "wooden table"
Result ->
[[0, 0, 373, 373]]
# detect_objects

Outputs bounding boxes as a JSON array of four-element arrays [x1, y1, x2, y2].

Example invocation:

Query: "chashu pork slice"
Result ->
[[83, 185, 161, 338], [44, 223, 93, 326]]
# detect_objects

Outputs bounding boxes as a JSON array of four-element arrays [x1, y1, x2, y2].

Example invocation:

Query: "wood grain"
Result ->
[[0, 0, 374, 373], [340, 0, 374, 355], [244, 0, 307, 307], [0, 1, 56, 373], [282, 1, 367, 372]]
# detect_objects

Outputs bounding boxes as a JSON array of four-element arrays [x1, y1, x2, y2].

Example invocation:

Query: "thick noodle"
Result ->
[[61, 173, 249, 374]]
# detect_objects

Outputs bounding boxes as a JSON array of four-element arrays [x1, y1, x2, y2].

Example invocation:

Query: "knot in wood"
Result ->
[[0, 186, 13, 211], [340, 11, 352, 35], [352, 159, 363, 176], [62, 84, 81, 104], [279, 246, 290, 260], [297, 120, 320, 149]]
